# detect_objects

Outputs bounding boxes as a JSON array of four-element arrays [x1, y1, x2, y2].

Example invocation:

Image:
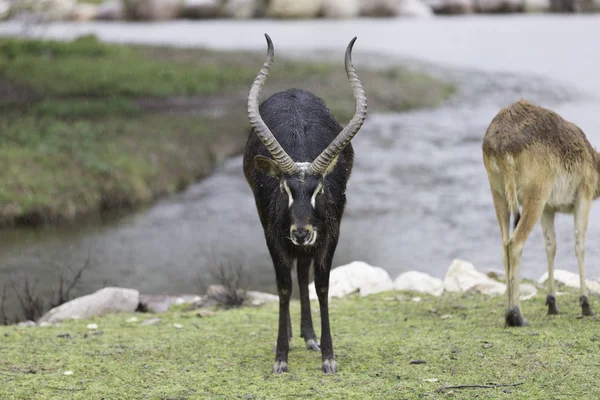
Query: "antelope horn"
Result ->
[[247, 33, 297, 175], [308, 37, 368, 175]]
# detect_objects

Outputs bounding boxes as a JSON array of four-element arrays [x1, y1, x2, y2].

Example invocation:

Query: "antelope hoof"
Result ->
[[322, 359, 337, 374], [273, 361, 289, 374], [305, 339, 320, 352], [580, 296, 595, 316], [505, 307, 529, 327], [546, 295, 560, 315]]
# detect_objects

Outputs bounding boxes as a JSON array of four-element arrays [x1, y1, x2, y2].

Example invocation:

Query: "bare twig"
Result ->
[[45, 386, 87, 392], [437, 382, 524, 392]]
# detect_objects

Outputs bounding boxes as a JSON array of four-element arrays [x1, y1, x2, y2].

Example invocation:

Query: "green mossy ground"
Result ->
[[0, 34, 454, 228], [1, 290, 598, 399]]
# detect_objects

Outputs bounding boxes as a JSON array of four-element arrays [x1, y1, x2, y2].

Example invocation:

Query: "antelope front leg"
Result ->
[[298, 256, 319, 351], [541, 209, 559, 315], [574, 193, 594, 317], [268, 245, 293, 373], [315, 241, 338, 374]]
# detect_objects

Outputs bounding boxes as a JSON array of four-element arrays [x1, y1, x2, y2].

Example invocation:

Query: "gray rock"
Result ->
[[180, 0, 220, 18], [523, 0, 550, 11], [138, 293, 202, 313], [39, 287, 139, 323], [96, 0, 124, 20], [204, 284, 247, 306], [124, 0, 182, 20], [17, 320, 36, 327], [425, 0, 474, 13], [475, 0, 522, 12], [221, 0, 266, 18]]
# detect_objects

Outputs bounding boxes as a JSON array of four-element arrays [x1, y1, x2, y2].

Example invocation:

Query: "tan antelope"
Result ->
[[482, 99, 596, 327]]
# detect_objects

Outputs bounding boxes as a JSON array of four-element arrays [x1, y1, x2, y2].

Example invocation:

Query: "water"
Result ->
[[1, 16, 600, 319]]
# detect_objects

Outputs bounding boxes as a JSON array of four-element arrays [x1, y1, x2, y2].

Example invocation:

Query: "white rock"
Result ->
[[537, 269, 600, 294], [123, 0, 182, 20], [308, 261, 395, 300], [322, 0, 360, 18], [222, 0, 264, 18], [173, 323, 183, 329], [394, 271, 444, 296], [519, 283, 538, 301], [141, 317, 161, 325], [39, 287, 140, 323], [63, 371, 73, 376], [444, 259, 501, 293], [126, 317, 138, 323], [71, 3, 98, 20], [0, 1, 11, 20], [397, 0, 434, 16], [17, 320, 36, 327], [467, 281, 506, 296], [180, 0, 220, 18], [267, 0, 324, 18], [360, 0, 432, 16], [246, 291, 279, 306], [86, 323, 98, 330], [523, 0, 550, 11], [95, 0, 124, 20], [39, 321, 52, 328]]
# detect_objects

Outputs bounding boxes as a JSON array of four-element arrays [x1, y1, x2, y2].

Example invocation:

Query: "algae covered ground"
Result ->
[[1, 291, 599, 399], [0, 34, 454, 228]]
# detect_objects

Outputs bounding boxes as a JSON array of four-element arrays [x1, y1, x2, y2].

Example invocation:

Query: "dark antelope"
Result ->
[[242, 34, 367, 373], [483, 99, 596, 327]]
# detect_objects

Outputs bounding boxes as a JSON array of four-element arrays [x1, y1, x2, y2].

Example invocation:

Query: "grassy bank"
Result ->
[[0, 34, 454, 228], [1, 290, 598, 399]]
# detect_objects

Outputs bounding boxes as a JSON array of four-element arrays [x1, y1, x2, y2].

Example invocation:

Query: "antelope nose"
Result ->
[[292, 228, 309, 243]]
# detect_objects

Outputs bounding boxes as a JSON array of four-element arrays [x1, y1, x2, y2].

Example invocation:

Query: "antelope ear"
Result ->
[[254, 155, 282, 178]]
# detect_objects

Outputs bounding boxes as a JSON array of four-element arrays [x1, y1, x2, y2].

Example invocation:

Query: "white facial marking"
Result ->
[[311, 182, 323, 209], [307, 229, 318, 246], [282, 180, 293, 208]]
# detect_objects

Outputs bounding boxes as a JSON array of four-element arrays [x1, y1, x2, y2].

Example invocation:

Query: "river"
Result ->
[[1, 16, 599, 319]]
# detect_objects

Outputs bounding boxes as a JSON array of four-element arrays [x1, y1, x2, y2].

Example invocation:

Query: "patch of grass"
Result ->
[[0, 34, 455, 227], [0, 291, 598, 399]]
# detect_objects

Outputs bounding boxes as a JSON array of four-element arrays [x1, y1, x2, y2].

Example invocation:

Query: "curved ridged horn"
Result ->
[[308, 37, 368, 175], [248, 33, 297, 175]]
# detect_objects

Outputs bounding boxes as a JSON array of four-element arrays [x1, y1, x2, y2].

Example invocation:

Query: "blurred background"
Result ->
[[0, 0, 599, 322]]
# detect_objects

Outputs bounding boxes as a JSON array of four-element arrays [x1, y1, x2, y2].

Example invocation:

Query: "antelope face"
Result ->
[[255, 157, 326, 246]]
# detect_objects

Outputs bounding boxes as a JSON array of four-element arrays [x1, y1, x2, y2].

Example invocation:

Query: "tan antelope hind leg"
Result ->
[[574, 191, 595, 316], [489, 189, 513, 316], [541, 208, 559, 315], [505, 186, 550, 327]]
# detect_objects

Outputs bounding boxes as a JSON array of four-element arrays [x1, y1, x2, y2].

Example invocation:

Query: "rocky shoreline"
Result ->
[[13, 259, 600, 327], [1, 0, 599, 24]]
